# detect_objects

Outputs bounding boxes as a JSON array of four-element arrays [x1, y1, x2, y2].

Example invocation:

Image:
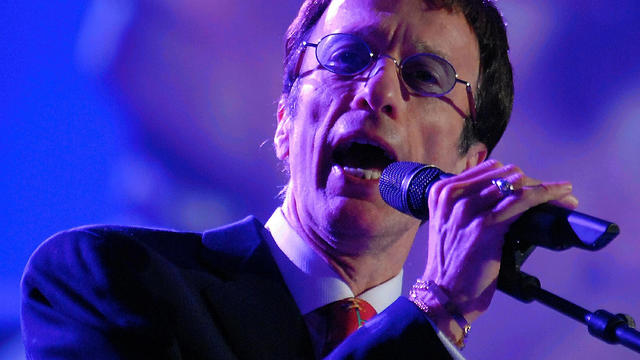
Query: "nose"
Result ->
[[351, 56, 405, 119]]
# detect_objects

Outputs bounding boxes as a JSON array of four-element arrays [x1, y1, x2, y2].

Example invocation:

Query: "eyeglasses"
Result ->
[[302, 33, 476, 121]]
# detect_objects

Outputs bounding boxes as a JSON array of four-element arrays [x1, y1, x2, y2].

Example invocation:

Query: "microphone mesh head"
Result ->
[[379, 162, 422, 215], [380, 162, 446, 220], [406, 166, 445, 219]]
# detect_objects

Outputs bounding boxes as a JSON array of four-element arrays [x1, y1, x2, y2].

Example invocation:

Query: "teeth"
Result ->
[[343, 166, 381, 180]]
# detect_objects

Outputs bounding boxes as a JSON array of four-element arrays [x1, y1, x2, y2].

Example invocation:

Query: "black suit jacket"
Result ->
[[21, 216, 451, 359]]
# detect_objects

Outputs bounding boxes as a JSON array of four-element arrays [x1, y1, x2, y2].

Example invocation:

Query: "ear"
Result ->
[[274, 96, 291, 161], [462, 142, 488, 170]]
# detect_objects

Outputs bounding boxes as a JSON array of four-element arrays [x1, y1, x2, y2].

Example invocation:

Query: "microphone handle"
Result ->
[[509, 204, 619, 251]]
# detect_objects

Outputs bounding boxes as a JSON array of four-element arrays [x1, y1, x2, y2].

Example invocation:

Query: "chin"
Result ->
[[323, 196, 419, 253]]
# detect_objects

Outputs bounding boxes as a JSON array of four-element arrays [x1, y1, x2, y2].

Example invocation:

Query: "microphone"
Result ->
[[379, 161, 619, 251]]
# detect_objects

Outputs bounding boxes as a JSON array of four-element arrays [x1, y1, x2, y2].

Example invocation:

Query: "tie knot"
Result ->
[[329, 297, 377, 327], [306, 297, 377, 357]]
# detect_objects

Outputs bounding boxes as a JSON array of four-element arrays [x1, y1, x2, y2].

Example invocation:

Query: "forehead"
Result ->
[[311, 0, 479, 74]]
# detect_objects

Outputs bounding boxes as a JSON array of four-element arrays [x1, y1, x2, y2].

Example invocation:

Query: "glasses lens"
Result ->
[[401, 54, 457, 96], [316, 34, 372, 75]]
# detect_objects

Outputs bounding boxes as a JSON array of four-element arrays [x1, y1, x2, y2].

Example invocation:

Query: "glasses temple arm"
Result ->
[[456, 78, 477, 122]]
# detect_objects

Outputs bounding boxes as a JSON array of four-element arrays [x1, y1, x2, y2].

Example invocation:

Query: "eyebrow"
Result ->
[[347, 26, 388, 50], [413, 40, 450, 61], [334, 26, 452, 61]]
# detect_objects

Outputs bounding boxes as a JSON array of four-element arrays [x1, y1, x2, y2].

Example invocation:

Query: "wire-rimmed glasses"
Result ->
[[302, 33, 476, 121]]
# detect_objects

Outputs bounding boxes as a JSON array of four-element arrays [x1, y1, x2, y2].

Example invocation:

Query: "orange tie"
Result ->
[[305, 297, 377, 357]]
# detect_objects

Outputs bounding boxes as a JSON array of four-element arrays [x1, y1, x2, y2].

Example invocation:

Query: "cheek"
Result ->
[[290, 75, 357, 146], [293, 77, 344, 124], [288, 81, 328, 150], [405, 103, 465, 168], [287, 78, 345, 182]]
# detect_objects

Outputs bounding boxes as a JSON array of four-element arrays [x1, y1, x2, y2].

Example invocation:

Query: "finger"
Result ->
[[548, 193, 579, 210], [429, 159, 502, 204], [480, 171, 526, 198], [456, 159, 504, 179], [491, 181, 574, 224], [520, 174, 543, 187], [449, 172, 526, 225], [430, 165, 524, 220]]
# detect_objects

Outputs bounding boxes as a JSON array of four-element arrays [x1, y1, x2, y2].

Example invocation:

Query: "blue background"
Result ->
[[2, 1, 639, 358]]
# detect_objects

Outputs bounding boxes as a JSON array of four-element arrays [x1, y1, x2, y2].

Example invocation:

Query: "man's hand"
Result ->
[[419, 159, 578, 339]]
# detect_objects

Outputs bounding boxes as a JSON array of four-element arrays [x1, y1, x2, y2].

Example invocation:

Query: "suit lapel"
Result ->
[[199, 216, 314, 359]]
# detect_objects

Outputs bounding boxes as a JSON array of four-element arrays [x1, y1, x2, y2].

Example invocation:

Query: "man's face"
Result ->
[[276, 0, 486, 254]]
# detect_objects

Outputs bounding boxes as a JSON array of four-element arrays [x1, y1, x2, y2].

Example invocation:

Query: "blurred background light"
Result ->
[[2, 0, 639, 358]]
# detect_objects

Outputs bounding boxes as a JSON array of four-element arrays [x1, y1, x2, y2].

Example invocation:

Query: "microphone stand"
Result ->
[[497, 238, 640, 354]]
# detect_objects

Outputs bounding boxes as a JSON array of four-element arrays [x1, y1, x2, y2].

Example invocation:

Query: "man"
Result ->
[[21, 0, 577, 359]]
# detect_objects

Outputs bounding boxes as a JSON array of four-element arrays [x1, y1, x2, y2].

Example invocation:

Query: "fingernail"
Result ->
[[569, 197, 579, 209], [563, 196, 579, 210]]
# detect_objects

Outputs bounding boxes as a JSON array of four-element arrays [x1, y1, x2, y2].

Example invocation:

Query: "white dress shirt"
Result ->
[[264, 208, 464, 359]]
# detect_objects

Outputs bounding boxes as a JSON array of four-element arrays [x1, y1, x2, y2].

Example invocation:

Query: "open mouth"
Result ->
[[332, 139, 396, 180]]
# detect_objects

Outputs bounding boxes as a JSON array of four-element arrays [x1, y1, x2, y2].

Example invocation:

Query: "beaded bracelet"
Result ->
[[409, 279, 471, 349]]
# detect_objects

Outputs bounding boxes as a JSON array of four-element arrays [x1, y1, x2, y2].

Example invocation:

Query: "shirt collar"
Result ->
[[264, 207, 403, 315]]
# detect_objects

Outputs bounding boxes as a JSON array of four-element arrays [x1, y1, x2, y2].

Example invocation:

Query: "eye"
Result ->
[[402, 65, 445, 93], [401, 54, 456, 95], [316, 34, 372, 75], [325, 48, 370, 73], [409, 69, 438, 84]]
